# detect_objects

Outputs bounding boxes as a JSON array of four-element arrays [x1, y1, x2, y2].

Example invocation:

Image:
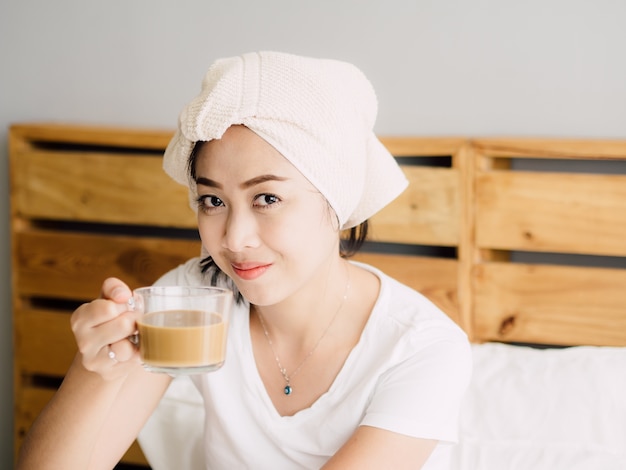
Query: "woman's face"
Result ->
[[193, 125, 341, 306]]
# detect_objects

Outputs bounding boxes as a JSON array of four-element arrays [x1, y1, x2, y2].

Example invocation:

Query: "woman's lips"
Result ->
[[231, 263, 272, 281]]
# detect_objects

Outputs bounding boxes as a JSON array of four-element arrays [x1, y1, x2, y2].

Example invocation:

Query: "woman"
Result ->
[[17, 51, 471, 469]]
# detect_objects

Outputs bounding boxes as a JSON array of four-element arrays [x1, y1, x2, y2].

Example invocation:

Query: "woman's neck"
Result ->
[[250, 257, 351, 348]]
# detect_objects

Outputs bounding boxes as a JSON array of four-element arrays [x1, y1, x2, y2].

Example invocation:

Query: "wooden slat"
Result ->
[[10, 122, 173, 151], [15, 309, 76, 376], [11, 149, 196, 228], [475, 170, 626, 256], [10, 129, 465, 159], [473, 138, 626, 159], [15, 386, 148, 466], [456, 142, 476, 342], [473, 262, 626, 346], [351, 253, 460, 325], [123, 441, 150, 466], [15, 230, 201, 300], [369, 167, 460, 246], [380, 136, 466, 157]]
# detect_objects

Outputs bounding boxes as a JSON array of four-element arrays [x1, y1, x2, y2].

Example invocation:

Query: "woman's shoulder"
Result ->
[[153, 257, 205, 286], [354, 261, 467, 344], [351, 262, 471, 405]]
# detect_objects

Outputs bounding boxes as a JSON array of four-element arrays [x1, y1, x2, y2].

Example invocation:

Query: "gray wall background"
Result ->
[[1, 0, 625, 464]]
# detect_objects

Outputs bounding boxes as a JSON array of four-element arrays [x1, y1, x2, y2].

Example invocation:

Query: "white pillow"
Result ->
[[452, 343, 626, 470]]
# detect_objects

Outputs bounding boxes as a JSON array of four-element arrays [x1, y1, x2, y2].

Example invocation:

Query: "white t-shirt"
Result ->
[[144, 257, 472, 469]]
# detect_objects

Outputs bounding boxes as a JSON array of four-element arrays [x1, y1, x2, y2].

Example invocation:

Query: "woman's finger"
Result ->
[[106, 336, 140, 364], [101, 277, 132, 303]]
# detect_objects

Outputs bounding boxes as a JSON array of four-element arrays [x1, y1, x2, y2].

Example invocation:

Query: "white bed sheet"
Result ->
[[139, 343, 626, 469], [451, 343, 626, 470]]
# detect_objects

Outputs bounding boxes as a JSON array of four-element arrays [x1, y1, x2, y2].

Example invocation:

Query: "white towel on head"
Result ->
[[163, 51, 408, 229]]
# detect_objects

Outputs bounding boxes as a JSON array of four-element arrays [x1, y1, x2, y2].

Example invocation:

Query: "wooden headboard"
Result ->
[[9, 124, 626, 466], [360, 136, 626, 347]]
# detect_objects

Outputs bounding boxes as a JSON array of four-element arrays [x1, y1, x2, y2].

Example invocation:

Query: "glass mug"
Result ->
[[131, 286, 233, 375]]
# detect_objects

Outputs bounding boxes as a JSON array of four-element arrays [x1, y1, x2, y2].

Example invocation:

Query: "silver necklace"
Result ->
[[256, 272, 351, 396]]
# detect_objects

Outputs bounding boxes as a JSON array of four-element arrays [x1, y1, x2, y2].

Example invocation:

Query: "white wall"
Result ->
[[1, 0, 625, 464]]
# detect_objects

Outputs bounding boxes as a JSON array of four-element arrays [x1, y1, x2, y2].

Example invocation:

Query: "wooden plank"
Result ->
[[380, 137, 466, 157], [456, 142, 477, 341], [473, 262, 626, 346], [10, 126, 466, 159], [14, 230, 201, 300], [11, 149, 196, 228], [123, 441, 150, 466], [351, 253, 460, 325], [15, 309, 76, 376], [10, 122, 173, 151], [15, 386, 148, 466], [368, 167, 460, 246], [475, 170, 626, 256], [473, 138, 626, 159]]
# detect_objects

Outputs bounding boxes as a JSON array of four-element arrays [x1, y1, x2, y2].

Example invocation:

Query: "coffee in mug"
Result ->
[[133, 286, 233, 374]]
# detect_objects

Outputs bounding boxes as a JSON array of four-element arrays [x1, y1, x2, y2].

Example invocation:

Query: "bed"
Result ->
[[9, 124, 626, 468]]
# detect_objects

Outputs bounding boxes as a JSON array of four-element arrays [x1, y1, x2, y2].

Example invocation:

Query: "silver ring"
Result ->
[[107, 345, 118, 363]]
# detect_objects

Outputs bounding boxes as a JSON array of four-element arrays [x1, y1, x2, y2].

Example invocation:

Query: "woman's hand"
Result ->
[[70, 277, 141, 381], [18, 278, 171, 469]]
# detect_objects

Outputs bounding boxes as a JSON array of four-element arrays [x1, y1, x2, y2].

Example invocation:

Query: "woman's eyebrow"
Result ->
[[195, 177, 222, 189], [241, 174, 288, 189], [195, 174, 288, 189]]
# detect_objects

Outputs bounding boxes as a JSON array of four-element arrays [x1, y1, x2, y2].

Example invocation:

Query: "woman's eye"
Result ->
[[254, 194, 280, 207], [197, 195, 224, 211]]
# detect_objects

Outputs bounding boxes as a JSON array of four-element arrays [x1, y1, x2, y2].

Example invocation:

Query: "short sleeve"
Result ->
[[361, 335, 472, 443], [152, 257, 204, 286]]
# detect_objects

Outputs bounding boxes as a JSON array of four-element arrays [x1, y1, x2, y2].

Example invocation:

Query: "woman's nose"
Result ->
[[221, 210, 260, 252]]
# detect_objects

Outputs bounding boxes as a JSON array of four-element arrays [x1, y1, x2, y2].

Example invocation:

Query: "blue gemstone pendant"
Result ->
[[284, 385, 292, 395]]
